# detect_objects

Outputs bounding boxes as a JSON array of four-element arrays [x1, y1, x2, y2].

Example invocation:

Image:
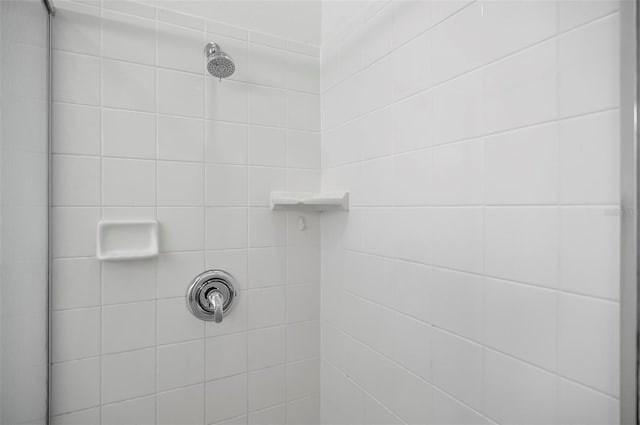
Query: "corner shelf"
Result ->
[[97, 220, 159, 261], [270, 191, 350, 212]]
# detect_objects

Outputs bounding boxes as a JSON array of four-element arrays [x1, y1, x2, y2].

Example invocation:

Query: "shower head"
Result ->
[[205, 42, 235, 80]]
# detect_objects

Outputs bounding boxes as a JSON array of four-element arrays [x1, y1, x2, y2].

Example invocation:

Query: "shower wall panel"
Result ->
[[320, 1, 621, 424], [50, 1, 321, 423]]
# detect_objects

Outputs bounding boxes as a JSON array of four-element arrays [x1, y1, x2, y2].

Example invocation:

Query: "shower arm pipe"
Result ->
[[42, 0, 56, 15]]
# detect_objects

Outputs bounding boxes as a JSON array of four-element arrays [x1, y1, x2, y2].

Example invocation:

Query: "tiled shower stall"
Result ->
[[0, 0, 628, 424]]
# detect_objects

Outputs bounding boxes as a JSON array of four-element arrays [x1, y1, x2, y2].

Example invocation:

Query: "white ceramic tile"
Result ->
[[248, 326, 286, 370], [206, 207, 248, 250], [249, 404, 286, 425], [429, 268, 483, 341], [157, 384, 205, 425], [206, 374, 248, 424], [248, 208, 286, 247], [52, 408, 100, 425], [287, 131, 320, 169], [287, 359, 320, 402], [206, 333, 248, 380], [560, 207, 620, 300], [52, 155, 100, 206], [248, 167, 286, 207], [52, 308, 100, 362], [248, 286, 286, 329], [392, 0, 433, 47], [248, 126, 286, 167], [287, 395, 320, 425], [52, 258, 101, 310], [287, 52, 320, 93], [558, 14, 620, 117], [248, 86, 286, 127], [483, 40, 557, 133], [102, 1, 155, 20], [101, 348, 156, 404], [431, 329, 482, 410], [287, 285, 319, 323], [51, 358, 100, 415], [158, 22, 204, 74], [287, 321, 320, 362], [484, 207, 559, 288], [207, 79, 249, 123], [430, 387, 490, 425], [481, 0, 557, 63], [103, 60, 155, 112], [559, 110, 620, 204], [158, 8, 204, 31], [392, 30, 430, 100], [52, 1, 101, 55], [248, 247, 285, 288], [52, 103, 101, 155], [248, 43, 287, 87], [430, 71, 483, 145], [158, 207, 205, 252], [558, 293, 619, 396], [157, 297, 205, 344], [102, 158, 156, 206], [392, 90, 433, 153], [158, 161, 205, 206], [52, 51, 100, 105], [206, 164, 248, 207], [248, 365, 286, 412], [157, 252, 205, 298], [205, 250, 248, 290], [158, 116, 205, 162], [102, 301, 156, 354], [430, 139, 484, 205], [52, 207, 100, 258], [287, 92, 320, 131], [558, 0, 619, 32], [158, 339, 205, 391], [429, 207, 483, 273], [483, 349, 557, 425], [484, 278, 558, 370], [484, 122, 559, 205], [102, 9, 155, 65], [430, 2, 484, 84], [557, 378, 619, 425], [207, 121, 248, 164], [103, 109, 156, 159], [102, 396, 155, 425], [158, 69, 205, 118]]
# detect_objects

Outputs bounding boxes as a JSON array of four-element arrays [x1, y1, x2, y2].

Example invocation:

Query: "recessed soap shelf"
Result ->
[[270, 191, 350, 212], [97, 220, 159, 261]]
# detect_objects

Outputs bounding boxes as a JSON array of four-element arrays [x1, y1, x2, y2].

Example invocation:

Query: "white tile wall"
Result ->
[[51, 1, 320, 424], [321, 1, 621, 424]]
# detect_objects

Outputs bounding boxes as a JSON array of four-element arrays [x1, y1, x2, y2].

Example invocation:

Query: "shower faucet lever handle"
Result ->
[[207, 290, 224, 323]]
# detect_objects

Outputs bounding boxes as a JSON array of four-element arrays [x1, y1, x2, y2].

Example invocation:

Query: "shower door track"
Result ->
[[621, 0, 639, 424]]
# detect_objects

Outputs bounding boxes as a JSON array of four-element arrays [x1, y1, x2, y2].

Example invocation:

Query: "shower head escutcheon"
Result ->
[[205, 42, 235, 81]]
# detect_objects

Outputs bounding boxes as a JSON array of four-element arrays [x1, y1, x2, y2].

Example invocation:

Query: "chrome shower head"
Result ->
[[205, 42, 235, 80]]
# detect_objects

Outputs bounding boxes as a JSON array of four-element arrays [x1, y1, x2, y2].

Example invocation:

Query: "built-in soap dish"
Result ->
[[97, 220, 159, 261], [270, 191, 350, 212]]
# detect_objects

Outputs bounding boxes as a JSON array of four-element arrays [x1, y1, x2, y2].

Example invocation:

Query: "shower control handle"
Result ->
[[207, 290, 224, 323]]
